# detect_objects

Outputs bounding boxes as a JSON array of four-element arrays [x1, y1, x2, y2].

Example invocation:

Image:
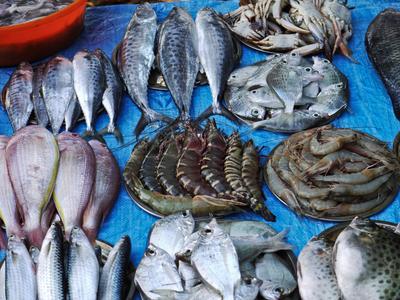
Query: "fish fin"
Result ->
[[25, 227, 44, 248], [259, 229, 293, 252], [134, 111, 173, 137], [195, 105, 240, 125], [249, 198, 276, 222]]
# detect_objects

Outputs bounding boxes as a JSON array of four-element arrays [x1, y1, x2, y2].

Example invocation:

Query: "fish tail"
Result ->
[[260, 229, 293, 252], [134, 110, 173, 137], [249, 198, 276, 222], [195, 104, 239, 125], [25, 227, 44, 248], [97, 124, 124, 143]]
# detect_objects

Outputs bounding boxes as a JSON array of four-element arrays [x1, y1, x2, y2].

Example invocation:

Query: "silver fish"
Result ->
[[191, 218, 240, 300], [98, 236, 131, 300], [178, 260, 201, 290], [158, 7, 199, 120], [54, 132, 95, 238], [73, 50, 105, 135], [32, 63, 49, 127], [67, 227, 99, 300], [42, 55, 74, 134], [5, 236, 37, 300], [175, 231, 201, 262], [149, 210, 195, 258], [235, 277, 262, 300], [153, 283, 221, 300], [333, 217, 400, 300], [134, 244, 183, 300], [309, 82, 348, 116], [117, 3, 172, 136], [213, 220, 278, 238], [195, 8, 238, 122], [64, 92, 82, 132], [37, 222, 66, 300], [312, 56, 348, 90], [3, 61, 33, 131], [6, 125, 59, 247]]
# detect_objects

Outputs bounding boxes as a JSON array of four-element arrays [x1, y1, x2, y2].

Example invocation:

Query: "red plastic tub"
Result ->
[[0, 0, 87, 67]]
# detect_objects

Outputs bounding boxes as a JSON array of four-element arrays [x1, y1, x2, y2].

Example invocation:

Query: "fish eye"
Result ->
[[323, 59, 330, 64], [252, 90, 257, 94], [291, 52, 297, 57], [244, 278, 252, 285], [147, 248, 156, 256], [232, 75, 236, 78], [182, 211, 188, 217], [305, 67, 312, 72], [274, 287, 284, 294], [185, 249, 191, 255], [313, 113, 320, 117], [336, 83, 343, 88], [282, 59, 287, 64], [251, 108, 259, 116], [204, 228, 212, 234]]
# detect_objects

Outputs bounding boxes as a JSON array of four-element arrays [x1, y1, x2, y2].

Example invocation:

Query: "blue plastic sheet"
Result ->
[[1, 1, 400, 297]]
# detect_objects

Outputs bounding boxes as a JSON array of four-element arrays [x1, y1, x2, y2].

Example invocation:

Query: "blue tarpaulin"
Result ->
[[1, 0, 400, 297]]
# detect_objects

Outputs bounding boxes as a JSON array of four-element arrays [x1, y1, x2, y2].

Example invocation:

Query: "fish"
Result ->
[[178, 260, 201, 290], [82, 140, 120, 243], [117, 3, 172, 136], [6, 125, 59, 247], [54, 132, 96, 238], [98, 236, 131, 300], [309, 82, 348, 116], [73, 50, 105, 136], [134, 244, 183, 300], [191, 218, 240, 300], [32, 63, 49, 127], [333, 217, 400, 300], [158, 7, 199, 120], [195, 8, 239, 123], [67, 226, 99, 300], [255, 253, 297, 299], [297, 236, 341, 300], [148, 210, 195, 258], [366, 9, 400, 120], [93, 49, 123, 141], [37, 222, 66, 300], [311, 56, 347, 90], [213, 220, 278, 238], [175, 231, 201, 262], [42, 55, 75, 134], [64, 93, 82, 132], [5, 236, 37, 300], [2, 61, 33, 131], [0, 136, 23, 237], [235, 277, 262, 300]]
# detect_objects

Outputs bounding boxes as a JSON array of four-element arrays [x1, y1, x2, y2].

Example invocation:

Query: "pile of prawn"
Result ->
[[265, 125, 399, 219], [223, 0, 355, 61], [123, 120, 275, 221]]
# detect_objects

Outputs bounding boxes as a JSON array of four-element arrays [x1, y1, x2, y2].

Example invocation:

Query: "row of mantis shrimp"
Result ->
[[123, 120, 275, 221]]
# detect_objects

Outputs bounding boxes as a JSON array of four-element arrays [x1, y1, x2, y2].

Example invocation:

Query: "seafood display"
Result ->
[[366, 9, 400, 120], [0, 0, 73, 27], [135, 214, 296, 300], [223, 0, 355, 61], [225, 52, 348, 132], [265, 125, 399, 220], [123, 120, 275, 220], [298, 217, 400, 300]]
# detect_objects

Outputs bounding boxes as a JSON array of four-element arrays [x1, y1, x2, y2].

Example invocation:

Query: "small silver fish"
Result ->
[[178, 260, 201, 290], [235, 276, 262, 300]]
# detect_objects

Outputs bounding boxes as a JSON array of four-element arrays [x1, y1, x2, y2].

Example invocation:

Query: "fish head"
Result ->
[[175, 231, 200, 262], [301, 66, 324, 85], [311, 56, 332, 74], [197, 7, 217, 20], [7, 235, 26, 255], [135, 3, 156, 23], [69, 226, 87, 244], [199, 218, 225, 239], [259, 279, 288, 300], [238, 276, 263, 298], [177, 210, 195, 235], [225, 88, 267, 121]]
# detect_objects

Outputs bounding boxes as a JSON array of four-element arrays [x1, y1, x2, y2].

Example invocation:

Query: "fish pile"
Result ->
[[2, 223, 132, 300], [366, 9, 400, 121], [298, 217, 400, 300], [123, 120, 275, 221], [2, 49, 123, 141], [134, 213, 296, 300], [0, 0, 73, 27], [0, 125, 120, 248], [225, 52, 348, 132], [265, 125, 399, 219], [223, 0, 355, 61]]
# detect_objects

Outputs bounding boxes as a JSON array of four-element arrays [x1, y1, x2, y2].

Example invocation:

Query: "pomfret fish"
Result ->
[[6, 125, 59, 247], [312, 56, 347, 89], [64, 92, 82, 132], [333, 217, 400, 300], [309, 82, 348, 116], [2, 61, 33, 131], [32, 63, 49, 127], [235, 277, 262, 300], [225, 86, 267, 121], [178, 260, 201, 290], [214, 220, 278, 238], [175, 230, 201, 262], [42, 56, 74, 134], [158, 7, 199, 120]]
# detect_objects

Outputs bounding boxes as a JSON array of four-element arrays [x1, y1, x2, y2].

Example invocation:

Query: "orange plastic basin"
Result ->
[[0, 0, 87, 67]]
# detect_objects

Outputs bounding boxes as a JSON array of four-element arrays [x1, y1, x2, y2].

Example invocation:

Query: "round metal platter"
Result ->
[[264, 138, 399, 222]]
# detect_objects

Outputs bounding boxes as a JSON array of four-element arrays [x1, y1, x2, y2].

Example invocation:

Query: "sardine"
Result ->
[[32, 63, 49, 127], [64, 93, 82, 132], [195, 8, 238, 123], [73, 50, 105, 136], [67, 227, 99, 300], [158, 7, 199, 120], [5, 236, 37, 300], [83, 140, 120, 243], [6, 125, 59, 247], [54, 132, 95, 238], [117, 3, 172, 136], [37, 222, 66, 300], [149, 210, 195, 258], [2, 62, 33, 131], [0, 136, 22, 237], [98, 236, 131, 300], [366, 9, 400, 120], [42, 56, 74, 134]]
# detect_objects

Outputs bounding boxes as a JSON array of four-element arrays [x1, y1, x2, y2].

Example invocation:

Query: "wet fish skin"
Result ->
[[37, 222, 66, 300], [149, 210, 195, 258], [42, 55, 74, 134], [64, 92, 82, 132], [67, 226, 99, 300], [312, 56, 347, 90], [0, 261, 5, 300], [54, 132, 96, 238], [235, 276, 262, 300], [178, 260, 201, 290], [6, 125, 59, 247], [32, 63, 49, 128], [3, 61, 34, 131], [98, 236, 131, 300], [5, 236, 37, 300], [366, 9, 400, 120], [73, 50, 105, 135], [158, 7, 199, 120], [40, 199, 56, 239]]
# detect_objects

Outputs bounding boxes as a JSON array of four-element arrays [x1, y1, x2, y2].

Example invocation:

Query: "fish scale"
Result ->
[[32, 63, 49, 128]]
